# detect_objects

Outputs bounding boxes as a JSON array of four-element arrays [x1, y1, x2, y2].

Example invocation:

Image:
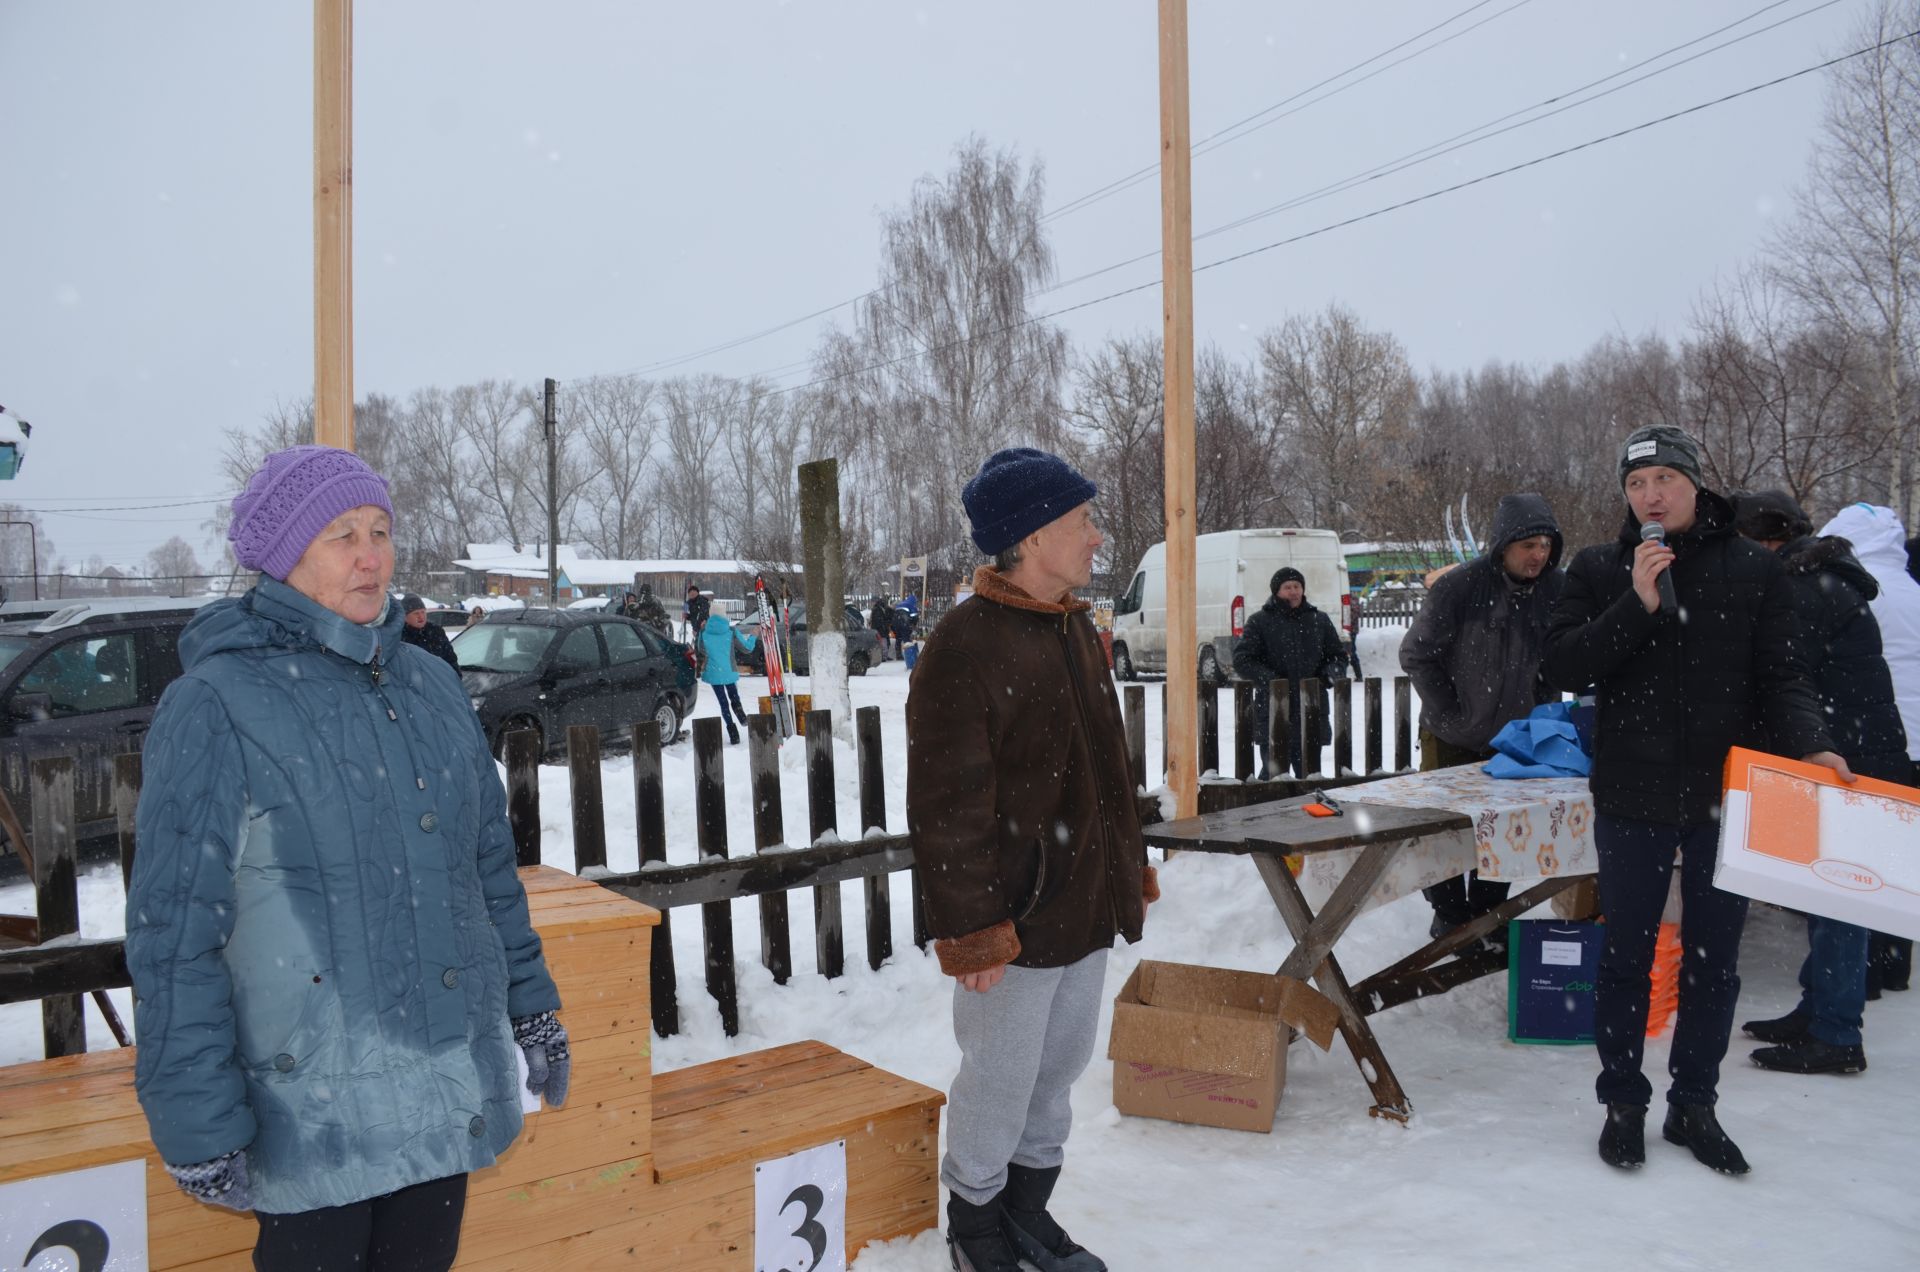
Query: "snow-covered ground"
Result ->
[[4, 625, 1914, 1268]]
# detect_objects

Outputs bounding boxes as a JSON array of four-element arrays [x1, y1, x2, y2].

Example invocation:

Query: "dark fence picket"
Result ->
[[505, 730, 542, 869], [748, 714, 792, 986], [1299, 678, 1324, 779], [805, 710, 844, 979], [113, 753, 141, 890], [1395, 677, 1413, 773], [1233, 683, 1255, 781], [855, 706, 893, 971], [1333, 680, 1354, 778], [1268, 679, 1292, 781], [1124, 685, 1146, 792], [693, 717, 739, 1035], [1365, 678, 1384, 776], [1198, 680, 1219, 777], [30, 758, 82, 1058], [567, 725, 607, 873], [631, 720, 677, 1038]]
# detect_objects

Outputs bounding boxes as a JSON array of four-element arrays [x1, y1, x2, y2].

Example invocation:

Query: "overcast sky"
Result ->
[[0, 0, 1873, 567]]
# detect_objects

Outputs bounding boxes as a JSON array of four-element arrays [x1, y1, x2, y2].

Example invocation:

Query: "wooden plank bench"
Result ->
[[0, 867, 945, 1270]]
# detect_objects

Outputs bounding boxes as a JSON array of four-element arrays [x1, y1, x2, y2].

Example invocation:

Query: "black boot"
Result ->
[[1662, 1103, 1750, 1175], [1870, 934, 1912, 992], [1597, 1103, 1646, 1169], [1740, 1008, 1811, 1044], [1751, 1037, 1868, 1075], [1000, 1164, 1107, 1272], [946, 1192, 1022, 1272]]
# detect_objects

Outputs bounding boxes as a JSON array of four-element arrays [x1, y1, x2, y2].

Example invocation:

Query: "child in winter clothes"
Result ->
[[698, 613, 754, 745]]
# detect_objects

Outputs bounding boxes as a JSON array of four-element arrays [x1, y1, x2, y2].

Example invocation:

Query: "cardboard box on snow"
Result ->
[[1107, 960, 1339, 1134], [1716, 748, 1920, 941]]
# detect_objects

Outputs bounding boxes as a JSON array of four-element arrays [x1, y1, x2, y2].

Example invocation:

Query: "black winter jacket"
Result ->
[[1542, 490, 1832, 825], [1236, 597, 1348, 744], [1773, 535, 1910, 783], [399, 618, 460, 672], [1400, 493, 1567, 752]]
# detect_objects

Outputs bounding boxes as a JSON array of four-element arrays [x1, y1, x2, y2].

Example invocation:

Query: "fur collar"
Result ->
[[970, 565, 1092, 616]]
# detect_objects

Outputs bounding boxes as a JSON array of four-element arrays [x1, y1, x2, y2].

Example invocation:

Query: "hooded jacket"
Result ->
[[1771, 532, 1910, 782], [1542, 489, 1832, 825], [697, 612, 755, 686], [1400, 493, 1567, 752], [1817, 504, 1920, 764], [126, 579, 560, 1214], [906, 567, 1154, 975]]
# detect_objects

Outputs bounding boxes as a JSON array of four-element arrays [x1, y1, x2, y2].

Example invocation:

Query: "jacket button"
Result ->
[[468, 1116, 486, 1137], [419, 812, 439, 833], [442, 968, 460, 989], [273, 1054, 295, 1073]]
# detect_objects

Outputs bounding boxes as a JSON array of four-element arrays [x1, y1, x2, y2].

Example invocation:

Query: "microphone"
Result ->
[[1640, 521, 1679, 615]]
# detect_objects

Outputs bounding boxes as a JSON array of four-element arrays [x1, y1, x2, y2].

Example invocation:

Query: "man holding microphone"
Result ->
[[1542, 424, 1849, 1177]]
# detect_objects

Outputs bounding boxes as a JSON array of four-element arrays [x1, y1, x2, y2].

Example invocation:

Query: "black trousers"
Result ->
[[254, 1173, 468, 1272], [1416, 729, 1509, 921]]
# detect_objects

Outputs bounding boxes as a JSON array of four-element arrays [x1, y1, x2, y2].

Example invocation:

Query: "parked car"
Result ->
[[0, 597, 217, 876], [1109, 528, 1353, 684], [741, 602, 880, 677], [457, 607, 698, 759]]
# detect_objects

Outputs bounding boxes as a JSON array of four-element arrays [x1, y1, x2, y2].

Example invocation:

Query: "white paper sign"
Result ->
[[1540, 940, 1586, 967], [753, 1140, 846, 1272], [512, 1046, 544, 1117], [1, 1159, 148, 1272]]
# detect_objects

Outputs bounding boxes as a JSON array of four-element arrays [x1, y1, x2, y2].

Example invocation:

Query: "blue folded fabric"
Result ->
[[1483, 703, 1591, 779]]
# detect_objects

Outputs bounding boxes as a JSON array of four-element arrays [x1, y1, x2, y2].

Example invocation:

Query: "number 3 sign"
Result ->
[[753, 1140, 846, 1272], [2, 1159, 148, 1271]]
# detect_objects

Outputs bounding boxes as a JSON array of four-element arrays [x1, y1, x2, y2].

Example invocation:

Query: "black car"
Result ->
[[457, 608, 699, 759], [742, 602, 881, 677], [0, 598, 214, 874]]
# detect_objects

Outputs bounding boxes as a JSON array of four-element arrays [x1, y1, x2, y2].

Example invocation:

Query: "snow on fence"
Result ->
[[0, 675, 1418, 1056]]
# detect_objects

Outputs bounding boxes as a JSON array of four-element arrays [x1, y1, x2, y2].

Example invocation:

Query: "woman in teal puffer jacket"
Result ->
[[126, 446, 566, 1271], [698, 611, 755, 745]]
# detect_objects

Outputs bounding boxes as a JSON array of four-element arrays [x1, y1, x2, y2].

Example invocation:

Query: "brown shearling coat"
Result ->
[[906, 566, 1155, 975]]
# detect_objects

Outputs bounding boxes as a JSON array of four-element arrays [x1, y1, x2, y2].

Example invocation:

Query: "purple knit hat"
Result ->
[[227, 445, 394, 580]]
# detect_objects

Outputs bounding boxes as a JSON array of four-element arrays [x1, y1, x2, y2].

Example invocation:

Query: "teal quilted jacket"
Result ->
[[125, 579, 561, 1214]]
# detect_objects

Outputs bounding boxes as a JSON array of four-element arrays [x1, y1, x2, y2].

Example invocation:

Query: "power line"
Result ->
[[7, 496, 235, 515]]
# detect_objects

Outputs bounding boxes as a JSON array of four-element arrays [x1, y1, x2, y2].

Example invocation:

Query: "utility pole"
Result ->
[[544, 378, 559, 607], [1159, 0, 1199, 819], [313, 0, 354, 450]]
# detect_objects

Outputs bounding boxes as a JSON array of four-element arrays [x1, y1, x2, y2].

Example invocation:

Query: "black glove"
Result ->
[[165, 1149, 253, 1212], [513, 1010, 571, 1108]]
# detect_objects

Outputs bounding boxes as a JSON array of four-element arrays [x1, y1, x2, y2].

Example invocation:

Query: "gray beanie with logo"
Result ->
[[1618, 424, 1705, 491]]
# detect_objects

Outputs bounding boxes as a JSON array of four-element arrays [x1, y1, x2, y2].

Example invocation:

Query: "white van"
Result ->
[[1108, 528, 1351, 683]]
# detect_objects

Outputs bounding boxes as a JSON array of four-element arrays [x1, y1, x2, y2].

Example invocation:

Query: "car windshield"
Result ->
[[454, 624, 556, 673], [0, 635, 35, 676]]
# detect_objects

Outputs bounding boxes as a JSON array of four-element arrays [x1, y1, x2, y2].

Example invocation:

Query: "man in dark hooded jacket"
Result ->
[[1542, 425, 1847, 1178], [1732, 490, 1908, 1076], [399, 594, 460, 672], [1400, 493, 1566, 937], [1235, 567, 1348, 779]]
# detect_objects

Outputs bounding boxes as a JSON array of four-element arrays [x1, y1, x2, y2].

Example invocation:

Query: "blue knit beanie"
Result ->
[[962, 448, 1099, 556]]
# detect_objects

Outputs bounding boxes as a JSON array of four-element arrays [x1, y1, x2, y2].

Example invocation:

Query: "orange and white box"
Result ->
[[1717, 747, 1920, 940]]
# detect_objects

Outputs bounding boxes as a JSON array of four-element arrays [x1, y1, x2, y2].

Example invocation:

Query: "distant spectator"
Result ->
[[631, 584, 671, 636], [684, 580, 711, 641], [1234, 567, 1348, 779], [869, 593, 895, 660], [892, 593, 918, 650], [466, 605, 486, 627], [399, 594, 460, 672]]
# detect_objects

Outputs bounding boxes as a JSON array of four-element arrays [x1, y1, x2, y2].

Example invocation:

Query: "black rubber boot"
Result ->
[[1870, 934, 1912, 992], [1740, 1008, 1811, 1044], [1751, 1037, 1868, 1075], [1000, 1164, 1107, 1272], [1662, 1103, 1751, 1175], [946, 1193, 1023, 1272], [1597, 1103, 1646, 1169]]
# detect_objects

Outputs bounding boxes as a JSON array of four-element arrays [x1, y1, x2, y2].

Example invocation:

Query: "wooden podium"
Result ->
[[0, 867, 945, 1269]]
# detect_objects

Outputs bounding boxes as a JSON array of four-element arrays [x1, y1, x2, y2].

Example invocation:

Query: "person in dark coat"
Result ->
[[683, 580, 711, 641], [891, 595, 918, 650], [1234, 567, 1348, 779], [400, 593, 460, 672], [909, 448, 1156, 1272], [1542, 425, 1848, 1177], [1731, 491, 1909, 1075], [1400, 493, 1566, 938], [630, 584, 670, 636], [869, 593, 896, 660]]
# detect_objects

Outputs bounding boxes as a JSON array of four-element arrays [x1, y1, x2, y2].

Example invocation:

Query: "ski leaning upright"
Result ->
[[754, 575, 796, 739]]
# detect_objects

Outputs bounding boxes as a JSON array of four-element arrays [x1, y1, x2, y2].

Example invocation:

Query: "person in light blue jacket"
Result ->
[[125, 446, 566, 1272], [698, 611, 756, 744]]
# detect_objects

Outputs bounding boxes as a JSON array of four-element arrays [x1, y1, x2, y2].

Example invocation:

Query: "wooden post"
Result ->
[[1300, 678, 1324, 779], [806, 709, 845, 979], [855, 705, 893, 971], [1158, 0, 1198, 819], [543, 378, 559, 605], [1233, 683, 1255, 781], [798, 459, 853, 740], [1364, 678, 1383, 776], [1395, 675, 1413, 773], [1333, 679, 1353, 778], [30, 757, 82, 1058], [313, 0, 353, 450], [694, 717, 739, 1034], [505, 729, 542, 868], [632, 720, 678, 1037], [567, 725, 606, 873], [1124, 684, 1147, 793], [748, 714, 792, 985]]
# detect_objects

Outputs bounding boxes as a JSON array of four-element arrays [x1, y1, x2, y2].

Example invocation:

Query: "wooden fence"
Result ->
[[0, 675, 1419, 1054]]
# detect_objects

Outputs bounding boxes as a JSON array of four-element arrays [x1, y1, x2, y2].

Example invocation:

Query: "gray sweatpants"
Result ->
[[942, 948, 1109, 1205]]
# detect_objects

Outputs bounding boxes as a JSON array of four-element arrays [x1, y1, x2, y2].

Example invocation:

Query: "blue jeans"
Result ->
[[1797, 915, 1869, 1046], [1592, 816, 1748, 1108], [709, 682, 746, 730]]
